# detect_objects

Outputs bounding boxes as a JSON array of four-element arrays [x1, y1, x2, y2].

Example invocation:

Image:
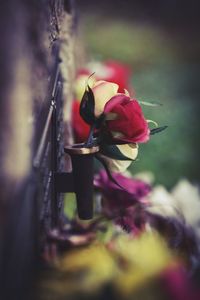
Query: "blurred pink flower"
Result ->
[[161, 265, 200, 300], [94, 170, 151, 209], [72, 100, 90, 143], [78, 60, 131, 93], [94, 170, 151, 233], [104, 60, 131, 93], [115, 206, 147, 235]]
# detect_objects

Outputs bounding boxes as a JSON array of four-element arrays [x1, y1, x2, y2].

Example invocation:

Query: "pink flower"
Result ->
[[161, 265, 200, 300], [78, 60, 131, 94], [94, 171, 151, 234], [94, 170, 151, 213]]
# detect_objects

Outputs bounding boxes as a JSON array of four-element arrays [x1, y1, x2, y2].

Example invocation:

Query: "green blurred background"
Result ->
[[76, 0, 200, 188]]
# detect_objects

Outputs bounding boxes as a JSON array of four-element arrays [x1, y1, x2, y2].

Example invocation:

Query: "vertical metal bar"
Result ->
[[70, 153, 94, 220], [33, 106, 54, 168], [51, 100, 58, 228]]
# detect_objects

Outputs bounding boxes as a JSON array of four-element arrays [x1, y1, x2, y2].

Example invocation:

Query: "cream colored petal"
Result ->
[[172, 180, 200, 227], [100, 143, 138, 173], [92, 80, 107, 87], [92, 80, 119, 117], [110, 159, 132, 173], [147, 186, 178, 219], [134, 171, 155, 185], [116, 143, 138, 160], [75, 74, 96, 101], [101, 155, 132, 173]]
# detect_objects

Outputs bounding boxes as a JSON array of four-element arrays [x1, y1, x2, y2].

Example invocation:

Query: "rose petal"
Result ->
[[106, 99, 150, 143], [102, 156, 133, 173], [75, 74, 96, 101], [116, 143, 138, 160], [92, 80, 119, 117], [99, 144, 138, 173], [94, 170, 151, 215], [104, 94, 130, 114]]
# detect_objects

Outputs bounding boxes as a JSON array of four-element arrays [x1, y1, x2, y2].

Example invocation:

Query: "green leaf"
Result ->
[[138, 100, 162, 107], [100, 144, 134, 161], [150, 125, 168, 135], [64, 193, 77, 220], [147, 119, 159, 127], [80, 85, 96, 125]]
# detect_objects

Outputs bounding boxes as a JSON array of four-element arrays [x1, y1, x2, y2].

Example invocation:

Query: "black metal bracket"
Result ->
[[54, 146, 97, 220], [55, 172, 74, 193]]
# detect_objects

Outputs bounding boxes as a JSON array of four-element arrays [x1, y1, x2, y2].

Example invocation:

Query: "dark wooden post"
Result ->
[[0, 1, 75, 299]]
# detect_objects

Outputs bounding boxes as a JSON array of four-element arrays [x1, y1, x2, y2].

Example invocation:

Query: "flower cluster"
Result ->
[[72, 60, 131, 143], [50, 63, 198, 299], [91, 80, 150, 144], [94, 170, 151, 234], [72, 60, 166, 173], [79, 80, 150, 172], [94, 170, 150, 211]]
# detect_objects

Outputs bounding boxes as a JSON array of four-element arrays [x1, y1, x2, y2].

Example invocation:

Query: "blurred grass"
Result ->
[[79, 16, 200, 187], [130, 64, 199, 187], [64, 193, 76, 220], [83, 16, 177, 68]]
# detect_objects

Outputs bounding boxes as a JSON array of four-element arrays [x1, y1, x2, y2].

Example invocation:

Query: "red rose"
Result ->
[[104, 95, 150, 143], [72, 101, 90, 143], [90, 81, 149, 144]]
